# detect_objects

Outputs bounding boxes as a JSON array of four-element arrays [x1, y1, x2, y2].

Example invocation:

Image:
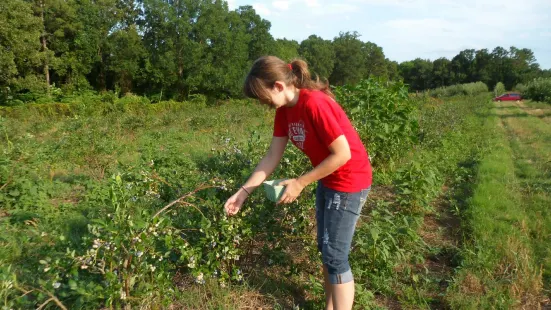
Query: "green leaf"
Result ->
[[370, 228, 380, 241], [69, 280, 77, 290]]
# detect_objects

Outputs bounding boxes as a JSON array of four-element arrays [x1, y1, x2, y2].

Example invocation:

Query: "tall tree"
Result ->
[[141, 0, 200, 98], [386, 59, 400, 81], [193, 0, 249, 97], [106, 25, 147, 94], [489, 46, 510, 89], [330, 31, 365, 85], [510, 47, 539, 86], [473, 49, 491, 86], [274, 38, 300, 62], [76, 0, 121, 91], [0, 0, 41, 95], [298, 35, 335, 81], [432, 57, 451, 87], [399, 58, 433, 91], [450, 49, 475, 84], [236, 5, 274, 62], [362, 41, 387, 78]]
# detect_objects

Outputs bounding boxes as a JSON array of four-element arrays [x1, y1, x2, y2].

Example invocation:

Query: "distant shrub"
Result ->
[[494, 82, 506, 96], [188, 93, 208, 108], [523, 78, 551, 104], [461, 82, 489, 96], [101, 91, 118, 104], [514, 83, 527, 94]]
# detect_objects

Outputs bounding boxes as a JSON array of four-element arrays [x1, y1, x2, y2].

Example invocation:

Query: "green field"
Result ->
[[3, 0, 551, 308], [1, 87, 550, 309]]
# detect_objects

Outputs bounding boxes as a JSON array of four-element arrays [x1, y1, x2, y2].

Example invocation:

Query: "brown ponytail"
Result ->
[[244, 56, 334, 102]]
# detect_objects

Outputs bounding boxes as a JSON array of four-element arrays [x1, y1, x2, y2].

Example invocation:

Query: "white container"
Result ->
[[262, 179, 288, 202]]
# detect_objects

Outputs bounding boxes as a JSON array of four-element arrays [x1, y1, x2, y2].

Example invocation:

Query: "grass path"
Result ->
[[497, 101, 551, 298], [444, 99, 551, 309]]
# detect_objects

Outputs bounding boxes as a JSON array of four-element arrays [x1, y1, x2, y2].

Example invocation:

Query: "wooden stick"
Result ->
[[152, 183, 215, 219]]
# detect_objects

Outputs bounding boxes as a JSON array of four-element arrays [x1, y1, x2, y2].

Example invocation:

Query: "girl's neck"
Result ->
[[285, 87, 301, 107]]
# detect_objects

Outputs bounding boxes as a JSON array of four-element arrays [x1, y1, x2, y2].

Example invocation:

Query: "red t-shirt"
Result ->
[[273, 88, 372, 192]]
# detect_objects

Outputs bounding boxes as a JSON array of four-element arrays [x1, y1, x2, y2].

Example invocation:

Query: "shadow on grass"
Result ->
[[191, 145, 323, 308], [422, 158, 480, 309], [475, 111, 551, 119]]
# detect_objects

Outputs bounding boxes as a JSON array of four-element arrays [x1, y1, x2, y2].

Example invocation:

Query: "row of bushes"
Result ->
[[334, 78, 418, 168], [427, 82, 489, 98], [421, 78, 551, 105], [0, 92, 216, 119]]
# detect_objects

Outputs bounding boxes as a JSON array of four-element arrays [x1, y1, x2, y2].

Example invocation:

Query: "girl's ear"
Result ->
[[273, 81, 285, 92]]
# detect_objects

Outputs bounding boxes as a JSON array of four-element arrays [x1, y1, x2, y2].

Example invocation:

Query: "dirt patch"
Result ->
[[367, 184, 396, 203], [515, 101, 551, 117], [172, 273, 278, 309], [420, 195, 461, 249], [413, 184, 464, 308], [459, 273, 485, 295], [374, 294, 402, 310]]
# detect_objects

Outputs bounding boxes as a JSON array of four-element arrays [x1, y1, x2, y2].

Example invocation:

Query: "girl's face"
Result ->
[[261, 81, 297, 109]]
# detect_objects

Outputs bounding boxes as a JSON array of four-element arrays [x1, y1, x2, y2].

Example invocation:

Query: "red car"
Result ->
[[493, 93, 522, 102]]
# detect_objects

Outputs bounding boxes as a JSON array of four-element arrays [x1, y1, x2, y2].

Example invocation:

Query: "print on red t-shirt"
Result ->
[[273, 89, 372, 192], [288, 120, 306, 149]]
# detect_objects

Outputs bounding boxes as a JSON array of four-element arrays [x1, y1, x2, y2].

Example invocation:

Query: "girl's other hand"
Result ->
[[277, 178, 306, 204], [224, 190, 248, 216]]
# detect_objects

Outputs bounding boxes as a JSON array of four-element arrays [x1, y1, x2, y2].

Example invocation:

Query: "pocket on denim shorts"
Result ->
[[324, 190, 348, 212], [344, 187, 371, 216]]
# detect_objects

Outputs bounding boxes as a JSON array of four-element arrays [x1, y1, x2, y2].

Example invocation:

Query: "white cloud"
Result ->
[[309, 2, 358, 16], [351, 0, 420, 6], [304, 0, 321, 8], [232, 0, 551, 67], [362, 0, 550, 62], [272, 1, 289, 10], [252, 3, 272, 16], [383, 18, 499, 41], [330, 3, 357, 13], [226, 0, 237, 10]]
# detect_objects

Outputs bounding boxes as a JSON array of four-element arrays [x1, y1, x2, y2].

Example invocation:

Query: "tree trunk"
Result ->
[[40, 0, 50, 96], [98, 47, 106, 91]]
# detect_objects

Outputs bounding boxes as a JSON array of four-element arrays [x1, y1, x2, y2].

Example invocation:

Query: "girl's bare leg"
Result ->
[[331, 280, 354, 310], [322, 265, 334, 310]]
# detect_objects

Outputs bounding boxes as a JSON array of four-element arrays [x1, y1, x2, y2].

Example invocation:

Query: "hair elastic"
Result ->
[[287, 63, 293, 70], [241, 186, 250, 195]]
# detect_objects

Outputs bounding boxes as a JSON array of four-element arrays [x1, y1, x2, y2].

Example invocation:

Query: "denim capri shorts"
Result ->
[[315, 182, 370, 284]]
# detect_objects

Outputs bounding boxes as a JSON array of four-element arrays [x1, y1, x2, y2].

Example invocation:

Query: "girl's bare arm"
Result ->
[[240, 136, 288, 195]]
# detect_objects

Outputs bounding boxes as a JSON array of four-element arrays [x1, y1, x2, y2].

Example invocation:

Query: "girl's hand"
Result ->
[[224, 190, 248, 216], [277, 178, 306, 204]]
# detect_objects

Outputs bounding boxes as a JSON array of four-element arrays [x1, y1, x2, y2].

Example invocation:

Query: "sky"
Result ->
[[227, 0, 551, 69]]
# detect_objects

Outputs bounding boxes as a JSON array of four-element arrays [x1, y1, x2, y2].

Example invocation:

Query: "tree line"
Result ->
[[400, 48, 551, 92], [1, 0, 550, 104]]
